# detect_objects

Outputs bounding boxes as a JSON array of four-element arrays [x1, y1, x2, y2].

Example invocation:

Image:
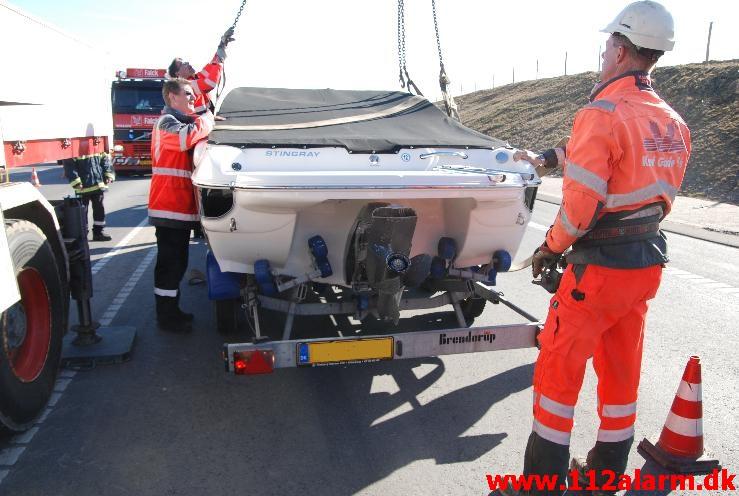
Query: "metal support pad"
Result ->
[[61, 325, 136, 369]]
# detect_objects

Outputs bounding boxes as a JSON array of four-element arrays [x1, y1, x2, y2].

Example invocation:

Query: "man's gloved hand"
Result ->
[[220, 27, 235, 47], [532, 242, 560, 278], [513, 148, 544, 167]]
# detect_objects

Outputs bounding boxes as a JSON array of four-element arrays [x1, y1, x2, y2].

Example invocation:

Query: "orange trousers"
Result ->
[[532, 264, 662, 446]]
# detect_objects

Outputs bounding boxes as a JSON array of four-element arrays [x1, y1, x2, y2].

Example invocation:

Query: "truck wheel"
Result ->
[[460, 296, 486, 327], [213, 298, 241, 335], [0, 220, 64, 432]]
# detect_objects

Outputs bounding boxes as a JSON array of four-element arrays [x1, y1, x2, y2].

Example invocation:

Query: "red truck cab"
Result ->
[[110, 68, 166, 175]]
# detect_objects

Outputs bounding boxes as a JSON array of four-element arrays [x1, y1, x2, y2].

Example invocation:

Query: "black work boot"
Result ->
[[155, 295, 192, 332], [569, 438, 633, 496], [92, 230, 112, 241], [522, 431, 570, 496], [175, 293, 194, 322]]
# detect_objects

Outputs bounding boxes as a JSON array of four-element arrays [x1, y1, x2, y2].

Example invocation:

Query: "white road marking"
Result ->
[[98, 248, 156, 327], [0, 447, 25, 466], [91, 217, 149, 275], [528, 221, 547, 232], [12, 427, 39, 445]]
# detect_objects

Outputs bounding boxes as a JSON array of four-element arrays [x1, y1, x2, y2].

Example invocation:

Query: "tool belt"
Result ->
[[574, 221, 661, 247]]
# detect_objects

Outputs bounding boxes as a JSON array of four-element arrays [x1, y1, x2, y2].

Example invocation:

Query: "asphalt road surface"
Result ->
[[2, 166, 738, 495]]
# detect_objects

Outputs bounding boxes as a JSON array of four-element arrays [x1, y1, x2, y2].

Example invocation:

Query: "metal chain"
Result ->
[[430, 0, 459, 120], [230, 0, 248, 30], [216, 0, 249, 110], [431, 0, 444, 70], [397, 0, 407, 88], [396, 0, 423, 95]]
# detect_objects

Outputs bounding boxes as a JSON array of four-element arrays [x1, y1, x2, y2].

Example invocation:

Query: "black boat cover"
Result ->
[[210, 87, 506, 153]]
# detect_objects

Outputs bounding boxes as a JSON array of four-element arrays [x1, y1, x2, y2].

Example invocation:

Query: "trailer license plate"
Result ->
[[297, 337, 394, 366]]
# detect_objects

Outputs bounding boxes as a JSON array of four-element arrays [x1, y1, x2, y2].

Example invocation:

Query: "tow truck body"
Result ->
[[0, 0, 111, 431]]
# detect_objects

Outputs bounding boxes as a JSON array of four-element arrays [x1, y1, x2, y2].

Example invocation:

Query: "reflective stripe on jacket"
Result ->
[[546, 71, 691, 267], [148, 106, 214, 229], [189, 50, 225, 115], [62, 152, 114, 195]]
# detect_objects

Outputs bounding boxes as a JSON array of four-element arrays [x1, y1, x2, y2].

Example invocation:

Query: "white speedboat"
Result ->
[[192, 87, 540, 325]]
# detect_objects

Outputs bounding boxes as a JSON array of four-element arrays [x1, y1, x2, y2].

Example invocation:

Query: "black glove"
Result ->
[[220, 27, 235, 47], [532, 242, 560, 278]]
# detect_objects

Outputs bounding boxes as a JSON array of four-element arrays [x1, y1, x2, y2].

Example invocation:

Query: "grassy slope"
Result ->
[[456, 60, 738, 204]]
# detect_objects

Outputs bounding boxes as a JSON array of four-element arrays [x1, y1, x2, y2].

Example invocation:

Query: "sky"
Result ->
[[9, 0, 739, 100]]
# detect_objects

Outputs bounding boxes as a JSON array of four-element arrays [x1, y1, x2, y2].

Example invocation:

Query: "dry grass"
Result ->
[[456, 60, 738, 204]]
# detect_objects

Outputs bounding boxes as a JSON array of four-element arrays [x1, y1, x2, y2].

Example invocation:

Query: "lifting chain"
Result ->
[[431, 0, 459, 121], [230, 0, 248, 30], [396, 0, 423, 96], [216, 0, 249, 108]]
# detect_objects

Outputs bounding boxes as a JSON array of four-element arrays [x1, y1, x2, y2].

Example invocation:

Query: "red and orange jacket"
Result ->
[[189, 49, 226, 115], [546, 71, 691, 268], [148, 106, 214, 229]]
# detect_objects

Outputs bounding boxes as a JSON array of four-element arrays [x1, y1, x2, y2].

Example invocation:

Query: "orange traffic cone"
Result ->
[[638, 356, 721, 474], [30, 167, 41, 187]]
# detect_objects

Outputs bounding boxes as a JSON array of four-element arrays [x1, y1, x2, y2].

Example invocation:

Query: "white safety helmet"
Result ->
[[601, 0, 675, 52]]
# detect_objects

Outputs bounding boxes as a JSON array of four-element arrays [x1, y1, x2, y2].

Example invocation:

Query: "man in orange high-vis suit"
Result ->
[[497, 2, 690, 495], [167, 27, 235, 115], [148, 79, 214, 332]]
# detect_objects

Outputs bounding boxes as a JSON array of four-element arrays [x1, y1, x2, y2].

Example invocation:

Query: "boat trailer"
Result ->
[[223, 279, 541, 375]]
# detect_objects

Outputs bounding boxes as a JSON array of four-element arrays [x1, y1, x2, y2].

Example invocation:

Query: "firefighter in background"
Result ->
[[499, 2, 690, 495], [148, 78, 214, 332], [61, 145, 115, 242], [167, 27, 235, 115]]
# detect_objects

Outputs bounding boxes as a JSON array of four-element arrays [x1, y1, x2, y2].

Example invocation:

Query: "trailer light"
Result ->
[[233, 350, 274, 375]]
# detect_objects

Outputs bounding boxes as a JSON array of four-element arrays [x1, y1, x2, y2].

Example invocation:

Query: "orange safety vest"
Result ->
[[189, 51, 225, 114], [546, 71, 690, 265], [148, 106, 214, 228]]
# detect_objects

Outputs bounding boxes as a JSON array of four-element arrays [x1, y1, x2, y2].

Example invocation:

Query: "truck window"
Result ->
[[112, 86, 165, 113]]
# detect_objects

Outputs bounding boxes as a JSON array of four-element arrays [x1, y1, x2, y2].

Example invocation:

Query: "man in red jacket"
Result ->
[[498, 2, 689, 495], [167, 27, 235, 115], [149, 78, 214, 332]]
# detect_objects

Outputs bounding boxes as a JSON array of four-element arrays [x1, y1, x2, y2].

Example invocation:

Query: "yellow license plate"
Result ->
[[297, 337, 394, 366]]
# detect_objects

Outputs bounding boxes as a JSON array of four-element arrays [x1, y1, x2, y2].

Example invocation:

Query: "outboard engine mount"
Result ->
[[347, 203, 418, 323]]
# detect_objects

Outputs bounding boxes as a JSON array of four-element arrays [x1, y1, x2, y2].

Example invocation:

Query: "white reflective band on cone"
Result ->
[[664, 411, 703, 437], [676, 380, 702, 402]]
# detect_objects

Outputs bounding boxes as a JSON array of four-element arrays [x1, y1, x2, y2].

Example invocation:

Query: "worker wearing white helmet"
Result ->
[[501, 3, 690, 495]]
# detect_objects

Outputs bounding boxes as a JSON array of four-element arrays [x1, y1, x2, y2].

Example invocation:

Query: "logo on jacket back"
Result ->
[[643, 121, 687, 153]]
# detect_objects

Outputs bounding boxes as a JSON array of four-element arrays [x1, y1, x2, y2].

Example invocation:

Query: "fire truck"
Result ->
[[110, 68, 166, 175]]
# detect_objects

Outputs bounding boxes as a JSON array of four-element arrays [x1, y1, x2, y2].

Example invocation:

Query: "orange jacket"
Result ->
[[189, 50, 225, 114], [148, 106, 214, 228], [546, 71, 690, 264]]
